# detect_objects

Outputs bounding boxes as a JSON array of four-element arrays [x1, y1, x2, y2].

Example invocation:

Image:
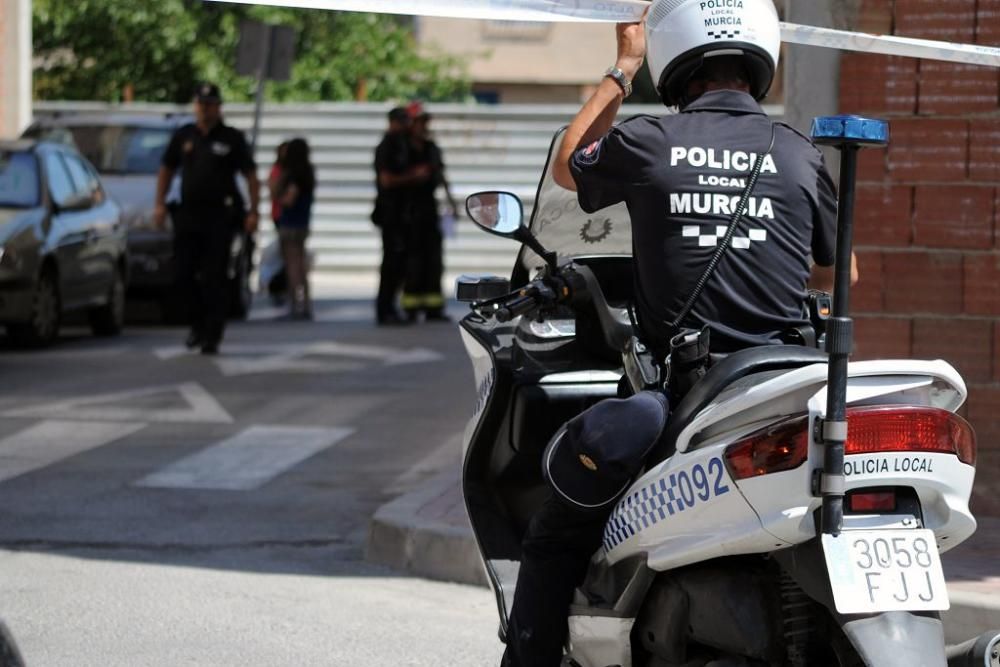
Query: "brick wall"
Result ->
[[841, 0, 1000, 516]]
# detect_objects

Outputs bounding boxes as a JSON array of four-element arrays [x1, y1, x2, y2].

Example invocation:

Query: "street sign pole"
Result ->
[[250, 24, 274, 154]]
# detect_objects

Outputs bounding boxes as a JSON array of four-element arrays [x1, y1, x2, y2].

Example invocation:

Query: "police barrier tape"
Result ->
[[209, 0, 1000, 69]]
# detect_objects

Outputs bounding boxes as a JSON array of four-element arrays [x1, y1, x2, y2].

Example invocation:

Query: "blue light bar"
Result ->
[[810, 115, 890, 147]]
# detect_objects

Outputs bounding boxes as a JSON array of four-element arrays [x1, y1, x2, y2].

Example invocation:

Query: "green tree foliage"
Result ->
[[33, 0, 470, 103]]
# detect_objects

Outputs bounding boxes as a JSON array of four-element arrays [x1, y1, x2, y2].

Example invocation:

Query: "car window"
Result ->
[[43, 154, 76, 208], [62, 154, 99, 204], [0, 150, 40, 208], [58, 125, 172, 175]]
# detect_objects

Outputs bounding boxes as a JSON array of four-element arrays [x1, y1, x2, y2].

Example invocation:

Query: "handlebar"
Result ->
[[495, 294, 539, 323]]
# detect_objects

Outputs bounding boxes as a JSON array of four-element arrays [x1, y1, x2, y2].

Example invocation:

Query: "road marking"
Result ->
[[152, 341, 444, 376], [0, 420, 147, 483], [134, 425, 355, 490], [1, 383, 233, 424]]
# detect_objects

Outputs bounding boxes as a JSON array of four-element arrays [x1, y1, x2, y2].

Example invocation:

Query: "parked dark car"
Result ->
[[0, 140, 127, 346], [23, 114, 254, 320]]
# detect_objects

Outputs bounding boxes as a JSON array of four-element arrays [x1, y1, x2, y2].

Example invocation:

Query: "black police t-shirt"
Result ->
[[570, 90, 838, 353], [162, 122, 255, 209]]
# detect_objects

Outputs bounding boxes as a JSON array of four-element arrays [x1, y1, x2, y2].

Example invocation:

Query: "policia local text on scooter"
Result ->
[[456, 0, 1000, 666]]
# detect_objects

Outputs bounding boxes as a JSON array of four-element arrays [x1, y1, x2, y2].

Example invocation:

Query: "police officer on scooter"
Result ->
[[502, 1, 858, 664]]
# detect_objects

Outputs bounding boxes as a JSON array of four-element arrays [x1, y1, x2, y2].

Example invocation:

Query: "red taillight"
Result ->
[[844, 406, 976, 466], [724, 416, 810, 480], [848, 490, 897, 512], [723, 406, 975, 481]]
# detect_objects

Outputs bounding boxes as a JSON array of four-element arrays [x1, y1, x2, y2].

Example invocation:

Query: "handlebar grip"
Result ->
[[495, 294, 537, 323]]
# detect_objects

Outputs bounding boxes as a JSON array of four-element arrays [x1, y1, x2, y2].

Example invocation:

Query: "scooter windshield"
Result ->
[[522, 128, 633, 272]]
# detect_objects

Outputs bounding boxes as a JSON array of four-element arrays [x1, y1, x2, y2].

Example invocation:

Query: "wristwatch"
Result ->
[[604, 67, 633, 98]]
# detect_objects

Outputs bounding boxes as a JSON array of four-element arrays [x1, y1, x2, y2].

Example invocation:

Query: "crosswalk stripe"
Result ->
[[0, 420, 147, 483], [134, 425, 355, 491]]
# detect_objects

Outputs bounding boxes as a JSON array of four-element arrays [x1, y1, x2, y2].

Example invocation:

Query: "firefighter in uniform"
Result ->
[[372, 107, 432, 326], [401, 104, 458, 322], [154, 83, 260, 355], [501, 1, 858, 665]]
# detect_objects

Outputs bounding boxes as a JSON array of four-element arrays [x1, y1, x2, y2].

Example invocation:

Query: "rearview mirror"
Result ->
[[465, 191, 523, 237]]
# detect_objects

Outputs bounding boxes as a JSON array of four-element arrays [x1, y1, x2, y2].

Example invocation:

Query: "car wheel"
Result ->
[[89, 270, 125, 336], [228, 252, 252, 320], [6, 269, 61, 347]]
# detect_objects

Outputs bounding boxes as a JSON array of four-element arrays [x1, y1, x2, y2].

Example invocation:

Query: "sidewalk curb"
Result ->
[[942, 590, 1000, 644], [365, 469, 487, 587]]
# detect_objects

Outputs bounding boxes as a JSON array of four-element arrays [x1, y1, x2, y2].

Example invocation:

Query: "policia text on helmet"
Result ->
[[645, 0, 781, 108]]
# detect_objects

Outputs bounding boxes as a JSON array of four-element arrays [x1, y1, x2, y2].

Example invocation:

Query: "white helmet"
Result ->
[[645, 0, 782, 107]]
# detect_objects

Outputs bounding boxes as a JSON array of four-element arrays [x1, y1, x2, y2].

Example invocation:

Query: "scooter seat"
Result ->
[[649, 345, 828, 463]]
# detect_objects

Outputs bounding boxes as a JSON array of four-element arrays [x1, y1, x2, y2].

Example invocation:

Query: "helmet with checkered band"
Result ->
[[645, 0, 781, 107]]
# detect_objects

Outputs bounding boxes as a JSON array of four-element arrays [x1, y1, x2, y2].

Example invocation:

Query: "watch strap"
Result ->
[[604, 67, 633, 98]]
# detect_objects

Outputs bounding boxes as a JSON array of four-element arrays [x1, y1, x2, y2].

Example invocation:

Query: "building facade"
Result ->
[[0, 0, 31, 137]]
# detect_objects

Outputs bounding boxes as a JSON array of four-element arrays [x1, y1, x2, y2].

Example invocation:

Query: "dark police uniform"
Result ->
[[571, 89, 839, 357], [502, 90, 839, 667], [372, 131, 411, 323], [162, 121, 254, 347]]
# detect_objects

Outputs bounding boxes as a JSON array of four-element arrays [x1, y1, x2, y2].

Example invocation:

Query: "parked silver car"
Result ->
[[23, 114, 255, 321], [0, 140, 127, 346]]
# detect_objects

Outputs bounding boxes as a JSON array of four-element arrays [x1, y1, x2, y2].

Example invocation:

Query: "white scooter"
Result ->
[[456, 116, 999, 666]]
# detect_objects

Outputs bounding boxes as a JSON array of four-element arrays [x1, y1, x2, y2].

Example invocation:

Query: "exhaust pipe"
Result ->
[[947, 631, 1000, 667]]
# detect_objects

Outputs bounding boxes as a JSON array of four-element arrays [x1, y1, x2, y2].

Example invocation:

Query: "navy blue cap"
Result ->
[[195, 82, 223, 104], [544, 391, 669, 511]]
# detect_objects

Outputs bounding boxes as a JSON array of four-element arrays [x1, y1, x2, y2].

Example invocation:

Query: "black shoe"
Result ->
[[200, 342, 219, 355], [185, 330, 204, 349]]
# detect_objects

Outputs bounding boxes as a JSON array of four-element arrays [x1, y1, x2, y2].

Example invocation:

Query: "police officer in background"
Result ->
[[154, 83, 260, 355], [502, 1, 857, 664]]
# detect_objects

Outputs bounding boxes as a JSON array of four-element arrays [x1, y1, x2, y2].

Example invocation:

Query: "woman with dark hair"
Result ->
[[274, 137, 316, 319]]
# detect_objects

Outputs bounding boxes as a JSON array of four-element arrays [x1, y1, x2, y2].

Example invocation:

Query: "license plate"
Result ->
[[822, 529, 950, 614]]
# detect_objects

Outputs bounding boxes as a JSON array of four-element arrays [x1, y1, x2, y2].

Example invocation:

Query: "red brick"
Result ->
[[918, 62, 1000, 114], [895, 0, 976, 41], [883, 251, 963, 314], [857, 0, 894, 34], [970, 449, 1000, 518], [853, 317, 912, 360], [969, 120, 1000, 183], [854, 185, 913, 246], [912, 317, 993, 382], [964, 253, 1000, 316], [976, 0, 1000, 46], [913, 186, 995, 249], [839, 55, 917, 115], [853, 251, 885, 312], [966, 384, 1000, 448], [857, 148, 888, 182], [887, 119, 968, 183], [996, 323, 1000, 381]]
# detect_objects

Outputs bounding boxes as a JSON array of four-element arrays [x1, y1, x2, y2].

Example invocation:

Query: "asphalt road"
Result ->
[[0, 296, 503, 666]]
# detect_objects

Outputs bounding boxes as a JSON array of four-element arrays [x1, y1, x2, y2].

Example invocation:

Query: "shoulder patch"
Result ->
[[577, 139, 603, 165]]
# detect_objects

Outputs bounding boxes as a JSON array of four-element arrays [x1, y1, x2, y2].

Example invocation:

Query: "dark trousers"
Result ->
[[173, 208, 234, 344], [402, 216, 444, 315], [376, 222, 409, 320], [502, 494, 611, 667]]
